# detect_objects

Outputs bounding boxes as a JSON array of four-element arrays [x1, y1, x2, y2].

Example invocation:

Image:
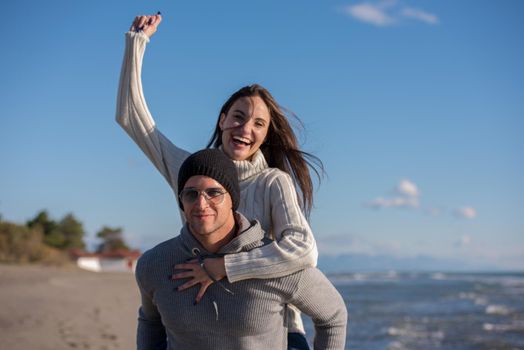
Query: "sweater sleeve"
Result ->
[[135, 258, 168, 350], [224, 171, 318, 282], [289, 268, 348, 350], [116, 31, 190, 193]]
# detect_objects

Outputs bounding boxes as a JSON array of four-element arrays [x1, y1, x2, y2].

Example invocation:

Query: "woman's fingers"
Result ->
[[130, 16, 140, 32], [173, 261, 214, 293], [129, 14, 162, 37], [143, 14, 162, 38], [194, 281, 213, 304], [172, 262, 210, 282], [176, 273, 212, 291], [137, 15, 148, 31], [177, 279, 200, 292], [130, 15, 148, 32], [174, 262, 198, 271], [172, 270, 198, 280], [149, 15, 160, 26], [156, 14, 163, 25]]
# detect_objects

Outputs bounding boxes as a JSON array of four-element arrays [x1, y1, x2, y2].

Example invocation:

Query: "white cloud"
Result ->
[[453, 206, 477, 219], [401, 7, 439, 25], [365, 179, 420, 209], [366, 196, 419, 209], [343, 3, 395, 27], [364, 181, 478, 222], [341, 1, 439, 27], [395, 179, 419, 197]]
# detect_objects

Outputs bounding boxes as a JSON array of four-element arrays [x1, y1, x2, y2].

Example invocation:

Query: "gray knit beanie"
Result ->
[[177, 149, 240, 211]]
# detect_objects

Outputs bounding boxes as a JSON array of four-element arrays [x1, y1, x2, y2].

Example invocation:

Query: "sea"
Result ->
[[302, 271, 524, 350]]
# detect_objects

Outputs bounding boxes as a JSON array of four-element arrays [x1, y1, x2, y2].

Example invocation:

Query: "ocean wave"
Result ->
[[430, 272, 446, 280], [458, 292, 488, 306], [388, 340, 408, 350], [483, 321, 524, 332], [387, 326, 445, 340], [497, 277, 524, 287], [303, 271, 524, 349], [451, 274, 524, 287], [474, 297, 488, 306], [328, 271, 402, 284], [458, 292, 476, 299], [485, 304, 512, 315]]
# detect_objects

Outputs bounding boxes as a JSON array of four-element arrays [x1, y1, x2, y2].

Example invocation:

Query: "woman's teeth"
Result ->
[[233, 137, 251, 146]]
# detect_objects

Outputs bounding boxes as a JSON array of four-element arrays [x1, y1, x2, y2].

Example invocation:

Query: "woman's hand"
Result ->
[[130, 13, 162, 38], [173, 257, 227, 303]]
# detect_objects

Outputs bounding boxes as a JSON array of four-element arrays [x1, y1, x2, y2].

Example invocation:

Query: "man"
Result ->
[[135, 149, 347, 349]]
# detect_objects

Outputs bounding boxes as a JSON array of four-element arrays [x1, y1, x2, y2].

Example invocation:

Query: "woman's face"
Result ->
[[219, 96, 270, 161]]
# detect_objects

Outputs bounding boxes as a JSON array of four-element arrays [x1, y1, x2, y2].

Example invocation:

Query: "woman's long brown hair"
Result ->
[[206, 84, 324, 217]]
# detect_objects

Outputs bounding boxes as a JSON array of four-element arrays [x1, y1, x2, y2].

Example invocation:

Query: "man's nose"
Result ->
[[194, 193, 209, 208]]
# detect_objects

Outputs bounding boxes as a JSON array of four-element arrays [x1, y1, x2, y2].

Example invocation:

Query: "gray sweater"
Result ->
[[135, 214, 347, 350]]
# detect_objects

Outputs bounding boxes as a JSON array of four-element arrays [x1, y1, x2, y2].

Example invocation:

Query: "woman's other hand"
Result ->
[[173, 257, 227, 304], [130, 13, 162, 38]]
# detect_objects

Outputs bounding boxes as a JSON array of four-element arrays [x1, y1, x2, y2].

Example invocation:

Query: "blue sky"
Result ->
[[1, 0, 523, 270]]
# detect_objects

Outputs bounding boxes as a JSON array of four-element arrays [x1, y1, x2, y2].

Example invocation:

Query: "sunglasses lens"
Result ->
[[181, 190, 199, 203], [204, 189, 224, 199], [180, 188, 226, 205]]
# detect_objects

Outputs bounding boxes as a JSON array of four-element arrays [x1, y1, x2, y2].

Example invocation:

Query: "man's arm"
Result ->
[[137, 305, 167, 350], [289, 268, 348, 350], [135, 258, 167, 349]]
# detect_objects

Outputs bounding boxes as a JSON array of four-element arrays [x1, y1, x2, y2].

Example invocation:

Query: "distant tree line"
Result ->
[[26, 211, 86, 250], [0, 210, 132, 264]]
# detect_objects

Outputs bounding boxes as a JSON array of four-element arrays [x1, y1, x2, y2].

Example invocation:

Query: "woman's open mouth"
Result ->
[[232, 136, 252, 147]]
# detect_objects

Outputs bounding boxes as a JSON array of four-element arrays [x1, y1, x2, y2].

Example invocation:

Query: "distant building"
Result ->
[[69, 249, 141, 273]]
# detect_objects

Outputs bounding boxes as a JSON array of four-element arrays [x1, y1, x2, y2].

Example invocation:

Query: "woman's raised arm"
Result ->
[[116, 14, 190, 193]]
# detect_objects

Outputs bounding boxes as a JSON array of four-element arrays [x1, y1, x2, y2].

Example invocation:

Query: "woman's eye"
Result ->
[[229, 115, 243, 126]]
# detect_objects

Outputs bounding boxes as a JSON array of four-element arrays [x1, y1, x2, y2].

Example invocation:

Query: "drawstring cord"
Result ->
[[191, 248, 234, 321]]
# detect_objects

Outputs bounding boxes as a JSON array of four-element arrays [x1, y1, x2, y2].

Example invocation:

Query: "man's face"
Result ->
[[180, 175, 235, 239]]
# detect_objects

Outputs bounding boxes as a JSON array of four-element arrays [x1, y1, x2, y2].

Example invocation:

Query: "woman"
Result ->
[[117, 14, 325, 349]]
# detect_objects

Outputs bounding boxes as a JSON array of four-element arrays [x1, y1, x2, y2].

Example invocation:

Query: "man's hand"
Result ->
[[130, 13, 162, 38]]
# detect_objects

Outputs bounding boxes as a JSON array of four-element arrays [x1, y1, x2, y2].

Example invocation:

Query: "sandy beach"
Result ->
[[0, 264, 140, 350]]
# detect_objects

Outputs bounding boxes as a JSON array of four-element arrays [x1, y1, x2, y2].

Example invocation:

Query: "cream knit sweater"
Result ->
[[116, 31, 319, 332]]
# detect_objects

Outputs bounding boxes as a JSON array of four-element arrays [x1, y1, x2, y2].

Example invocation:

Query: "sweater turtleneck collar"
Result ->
[[231, 149, 268, 182], [217, 147, 268, 182]]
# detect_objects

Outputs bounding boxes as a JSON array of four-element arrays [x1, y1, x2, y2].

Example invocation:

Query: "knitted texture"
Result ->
[[135, 214, 347, 350], [177, 148, 240, 211]]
